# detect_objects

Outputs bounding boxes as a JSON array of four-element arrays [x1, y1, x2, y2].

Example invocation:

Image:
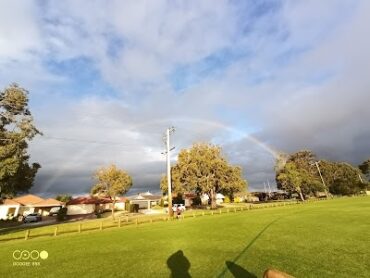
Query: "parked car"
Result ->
[[23, 213, 42, 223], [165, 204, 186, 213], [173, 204, 186, 212], [48, 207, 61, 216]]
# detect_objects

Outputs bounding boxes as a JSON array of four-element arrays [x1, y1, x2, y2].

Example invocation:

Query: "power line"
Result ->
[[39, 135, 136, 147]]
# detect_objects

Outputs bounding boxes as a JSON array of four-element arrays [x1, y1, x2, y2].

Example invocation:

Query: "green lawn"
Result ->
[[0, 197, 369, 277]]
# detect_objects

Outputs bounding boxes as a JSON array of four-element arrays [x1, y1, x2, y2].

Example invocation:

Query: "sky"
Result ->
[[0, 0, 369, 196]]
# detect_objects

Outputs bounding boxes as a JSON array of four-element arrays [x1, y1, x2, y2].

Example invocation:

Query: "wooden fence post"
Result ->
[[100, 221, 103, 231], [25, 230, 30, 240], [193, 213, 195, 218], [54, 226, 58, 237], [126, 216, 129, 223], [135, 218, 138, 227], [219, 209, 221, 214], [78, 223, 81, 233], [234, 208, 236, 213], [118, 218, 121, 228], [202, 211, 205, 216]]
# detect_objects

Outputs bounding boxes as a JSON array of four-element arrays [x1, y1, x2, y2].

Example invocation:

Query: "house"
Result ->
[[128, 192, 161, 209], [66, 197, 109, 215], [66, 196, 127, 216], [200, 193, 209, 205], [216, 193, 225, 204], [0, 194, 63, 219], [114, 197, 127, 210], [183, 192, 197, 207]]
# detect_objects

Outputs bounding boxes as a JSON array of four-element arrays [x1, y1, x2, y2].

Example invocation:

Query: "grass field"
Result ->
[[0, 197, 369, 278]]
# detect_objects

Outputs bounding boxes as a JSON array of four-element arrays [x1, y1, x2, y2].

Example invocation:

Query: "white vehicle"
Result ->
[[165, 204, 186, 213], [172, 204, 186, 212]]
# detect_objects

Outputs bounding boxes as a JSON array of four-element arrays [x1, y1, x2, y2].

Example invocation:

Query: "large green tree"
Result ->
[[0, 84, 41, 197], [319, 161, 367, 195], [161, 143, 248, 209], [275, 150, 325, 200], [91, 164, 132, 219], [276, 150, 367, 198]]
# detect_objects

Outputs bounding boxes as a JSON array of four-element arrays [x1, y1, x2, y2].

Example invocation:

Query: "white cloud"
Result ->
[[0, 0, 369, 194]]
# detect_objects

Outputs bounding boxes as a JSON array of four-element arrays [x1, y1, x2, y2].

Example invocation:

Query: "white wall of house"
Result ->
[[0, 206, 9, 220], [114, 202, 125, 210], [67, 204, 95, 215], [184, 199, 193, 207], [0, 205, 22, 220], [19, 207, 35, 216]]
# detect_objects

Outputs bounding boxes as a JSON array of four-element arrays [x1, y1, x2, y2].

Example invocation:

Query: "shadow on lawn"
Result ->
[[225, 261, 257, 278], [167, 250, 191, 278], [217, 216, 284, 278]]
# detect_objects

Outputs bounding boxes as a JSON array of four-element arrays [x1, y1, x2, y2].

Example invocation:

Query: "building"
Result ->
[[0, 194, 63, 220], [128, 192, 161, 209], [66, 196, 127, 216]]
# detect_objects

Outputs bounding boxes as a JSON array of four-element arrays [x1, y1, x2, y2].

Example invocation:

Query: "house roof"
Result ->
[[128, 193, 161, 201], [1, 199, 21, 206], [13, 194, 45, 205], [34, 198, 63, 207], [115, 196, 127, 202], [184, 193, 197, 198], [67, 197, 113, 205]]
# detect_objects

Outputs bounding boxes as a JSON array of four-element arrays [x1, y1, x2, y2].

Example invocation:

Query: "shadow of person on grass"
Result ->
[[167, 250, 191, 278], [225, 261, 257, 278]]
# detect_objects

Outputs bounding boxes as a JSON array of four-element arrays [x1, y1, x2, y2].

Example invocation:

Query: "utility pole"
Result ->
[[163, 127, 175, 216], [358, 174, 364, 183], [314, 161, 328, 198]]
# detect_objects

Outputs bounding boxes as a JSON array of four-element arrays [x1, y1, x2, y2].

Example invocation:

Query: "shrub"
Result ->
[[128, 204, 139, 213], [57, 207, 68, 221], [224, 196, 231, 203], [234, 197, 242, 203]]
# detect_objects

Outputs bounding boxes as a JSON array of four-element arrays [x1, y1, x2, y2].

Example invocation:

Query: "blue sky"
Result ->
[[0, 0, 369, 195]]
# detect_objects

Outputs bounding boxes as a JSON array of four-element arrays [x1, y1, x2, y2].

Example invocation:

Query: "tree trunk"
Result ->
[[298, 190, 304, 201], [210, 187, 217, 209]]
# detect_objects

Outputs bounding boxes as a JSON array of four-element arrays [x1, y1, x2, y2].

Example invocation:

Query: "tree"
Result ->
[[91, 164, 132, 219], [359, 159, 370, 181], [55, 194, 73, 203], [319, 161, 367, 195], [276, 162, 305, 201], [161, 143, 247, 209], [0, 84, 41, 197], [275, 150, 324, 200]]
